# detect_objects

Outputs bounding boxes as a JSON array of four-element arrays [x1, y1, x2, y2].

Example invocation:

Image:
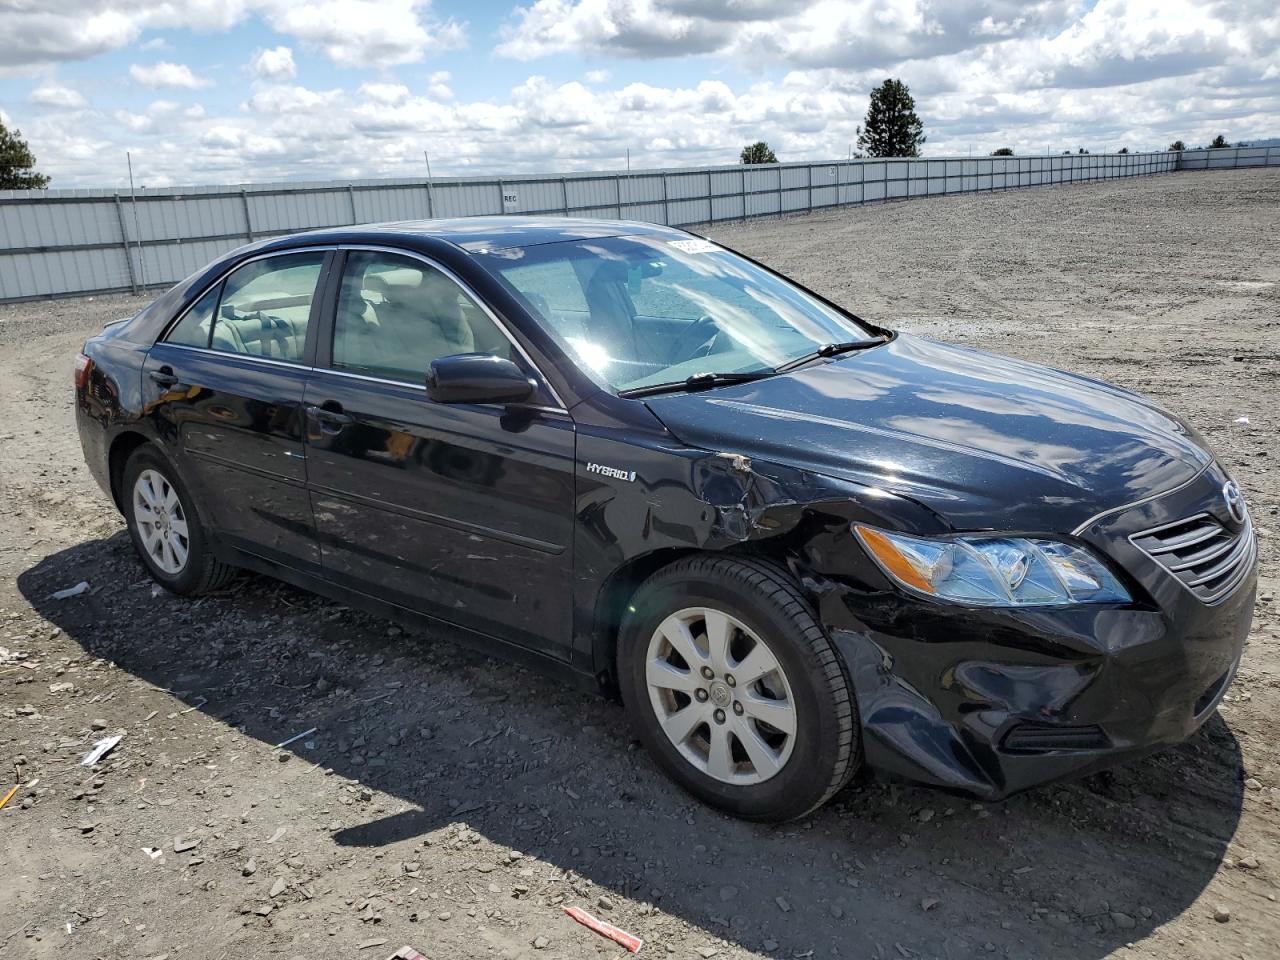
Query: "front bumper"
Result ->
[[817, 465, 1258, 800]]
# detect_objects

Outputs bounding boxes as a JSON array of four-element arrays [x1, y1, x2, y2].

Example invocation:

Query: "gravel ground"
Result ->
[[1, 167, 1277, 960]]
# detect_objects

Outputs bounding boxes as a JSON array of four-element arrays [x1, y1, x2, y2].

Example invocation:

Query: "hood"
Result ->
[[644, 334, 1212, 532]]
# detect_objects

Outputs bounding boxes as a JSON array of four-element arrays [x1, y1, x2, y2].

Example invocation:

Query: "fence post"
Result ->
[[741, 166, 748, 222], [561, 177, 569, 217], [616, 175, 623, 221], [858, 159, 865, 204], [707, 169, 713, 223], [240, 189, 254, 241], [113, 194, 139, 296], [347, 183, 358, 224], [806, 164, 813, 213], [660, 174, 669, 225]]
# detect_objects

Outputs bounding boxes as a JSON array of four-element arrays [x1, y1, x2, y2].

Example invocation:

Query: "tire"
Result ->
[[122, 445, 236, 596], [618, 555, 860, 821]]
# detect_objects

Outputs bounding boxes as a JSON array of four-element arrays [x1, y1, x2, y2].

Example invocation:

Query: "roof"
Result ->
[[289, 216, 690, 252]]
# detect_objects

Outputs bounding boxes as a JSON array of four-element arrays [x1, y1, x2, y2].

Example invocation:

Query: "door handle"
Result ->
[[149, 366, 181, 388], [306, 403, 354, 432]]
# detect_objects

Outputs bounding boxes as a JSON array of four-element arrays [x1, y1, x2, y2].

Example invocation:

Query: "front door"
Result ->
[[302, 249, 577, 658], [143, 249, 330, 569]]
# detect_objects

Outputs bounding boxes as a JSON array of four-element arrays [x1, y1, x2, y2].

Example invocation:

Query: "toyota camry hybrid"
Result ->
[[74, 217, 1258, 821]]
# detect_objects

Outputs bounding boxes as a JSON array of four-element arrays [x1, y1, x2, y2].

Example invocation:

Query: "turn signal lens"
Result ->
[[853, 524, 1130, 607]]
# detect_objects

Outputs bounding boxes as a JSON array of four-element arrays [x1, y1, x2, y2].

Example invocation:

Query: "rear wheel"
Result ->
[[122, 445, 235, 595], [618, 555, 860, 821]]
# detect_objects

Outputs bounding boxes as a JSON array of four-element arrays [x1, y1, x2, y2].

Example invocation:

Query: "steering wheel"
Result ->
[[668, 314, 720, 362]]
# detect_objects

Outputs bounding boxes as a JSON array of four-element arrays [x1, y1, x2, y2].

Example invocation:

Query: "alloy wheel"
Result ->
[[132, 468, 190, 575], [645, 606, 797, 785]]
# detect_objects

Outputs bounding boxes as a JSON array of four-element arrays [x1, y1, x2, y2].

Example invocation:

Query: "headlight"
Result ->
[[853, 524, 1130, 606]]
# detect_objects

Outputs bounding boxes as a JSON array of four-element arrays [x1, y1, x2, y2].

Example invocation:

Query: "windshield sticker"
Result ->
[[668, 238, 719, 254]]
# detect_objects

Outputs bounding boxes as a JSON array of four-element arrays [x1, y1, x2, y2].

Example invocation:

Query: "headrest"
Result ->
[[364, 268, 425, 296]]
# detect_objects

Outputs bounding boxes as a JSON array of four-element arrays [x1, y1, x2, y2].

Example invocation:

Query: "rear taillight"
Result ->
[[74, 353, 93, 390]]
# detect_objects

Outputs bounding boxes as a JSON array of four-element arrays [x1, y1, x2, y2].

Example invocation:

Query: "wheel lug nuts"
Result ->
[[733, 702, 744, 716], [695, 689, 709, 702], [700, 666, 715, 680], [713, 709, 726, 724], [725, 674, 736, 687]]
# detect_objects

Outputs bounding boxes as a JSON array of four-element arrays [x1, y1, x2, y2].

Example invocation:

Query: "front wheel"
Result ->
[[618, 556, 860, 821], [122, 445, 235, 595]]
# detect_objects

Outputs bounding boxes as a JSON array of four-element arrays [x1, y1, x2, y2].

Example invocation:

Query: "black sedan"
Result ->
[[75, 217, 1258, 821]]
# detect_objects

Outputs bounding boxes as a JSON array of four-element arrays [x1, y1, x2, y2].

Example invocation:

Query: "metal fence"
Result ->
[[2, 145, 1276, 304]]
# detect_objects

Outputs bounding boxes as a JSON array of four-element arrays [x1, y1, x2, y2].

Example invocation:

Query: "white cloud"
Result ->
[[249, 46, 296, 79], [255, 0, 465, 68], [0, 1, 462, 73], [129, 61, 212, 88], [496, 0, 1081, 65], [139, 37, 168, 51], [5, 0, 1279, 188], [29, 83, 88, 109], [426, 70, 453, 99], [359, 81, 410, 103]]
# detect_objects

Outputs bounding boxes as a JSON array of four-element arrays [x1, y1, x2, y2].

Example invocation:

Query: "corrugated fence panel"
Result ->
[[248, 187, 352, 233], [666, 172, 708, 201], [2, 149, 1265, 301], [141, 237, 242, 290], [136, 195, 244, 243], [0, 198, 120, 250], [356, 184, 433, 223], [0, 246, 130, 299], [500, 180, 564, 216], [565, 178, 619, 214]]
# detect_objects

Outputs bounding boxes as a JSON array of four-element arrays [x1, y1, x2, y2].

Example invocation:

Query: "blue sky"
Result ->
[[1, 1, 1277, 188]]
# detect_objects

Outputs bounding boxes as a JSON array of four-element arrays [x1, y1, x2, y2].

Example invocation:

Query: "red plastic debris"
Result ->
[[562, 906, 644, 953]]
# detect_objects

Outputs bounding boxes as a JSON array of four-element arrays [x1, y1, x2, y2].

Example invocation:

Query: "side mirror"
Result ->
[[426, 354, 536, 405]]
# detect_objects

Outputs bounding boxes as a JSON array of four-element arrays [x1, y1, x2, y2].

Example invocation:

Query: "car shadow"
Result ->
[[20, 533, 1247, 959]]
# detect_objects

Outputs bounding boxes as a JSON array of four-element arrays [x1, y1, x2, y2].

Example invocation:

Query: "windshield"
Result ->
[[478, 234, 875, 393]]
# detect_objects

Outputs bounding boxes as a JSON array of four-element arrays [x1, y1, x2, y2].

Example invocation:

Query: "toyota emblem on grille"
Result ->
[[1222, 481, 1248, 525]]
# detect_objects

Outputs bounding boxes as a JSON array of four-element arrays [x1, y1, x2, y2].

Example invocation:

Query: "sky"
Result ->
[[0, 0, 1277, 189]]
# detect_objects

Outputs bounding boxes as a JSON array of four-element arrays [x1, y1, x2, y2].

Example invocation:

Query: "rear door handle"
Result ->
[[306, 403, 354, 432], [149, 366, 181, 388]]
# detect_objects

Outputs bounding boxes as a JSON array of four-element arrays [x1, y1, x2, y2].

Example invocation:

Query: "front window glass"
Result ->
[[480, 235, 873, 392]]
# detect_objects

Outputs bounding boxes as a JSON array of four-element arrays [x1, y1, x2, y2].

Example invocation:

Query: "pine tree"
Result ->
[[1209, 134, 1229, 149], [0, 121, 50, 190], [856, 79, 926, 158], [1168, 140, 1185, 151]]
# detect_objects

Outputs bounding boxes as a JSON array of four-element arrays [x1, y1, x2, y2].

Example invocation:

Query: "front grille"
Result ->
[[1002, 723, 1110, 753], [1130, 512, 1256, 604]]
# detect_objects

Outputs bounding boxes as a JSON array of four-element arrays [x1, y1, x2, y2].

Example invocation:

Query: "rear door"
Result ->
[[143, 248, 332, 570], [302, 248, 577, 658]]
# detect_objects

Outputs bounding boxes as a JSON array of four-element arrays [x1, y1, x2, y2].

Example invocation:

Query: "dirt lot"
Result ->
[[1, 167, 1277, 960]]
